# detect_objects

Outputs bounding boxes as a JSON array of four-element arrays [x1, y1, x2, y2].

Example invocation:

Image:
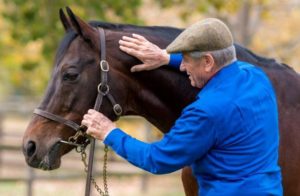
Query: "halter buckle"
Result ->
[[113, 104, 123, 116], [100, 60, 109, 72]]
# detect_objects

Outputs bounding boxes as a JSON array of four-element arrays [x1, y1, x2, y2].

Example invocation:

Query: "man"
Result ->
[[82, 18, 282, 195]]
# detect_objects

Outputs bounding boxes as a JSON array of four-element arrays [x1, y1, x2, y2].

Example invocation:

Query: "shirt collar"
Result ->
[[197, 60, 240, 98]]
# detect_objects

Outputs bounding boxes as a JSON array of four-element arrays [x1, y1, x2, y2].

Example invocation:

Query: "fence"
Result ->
[[0, 98, 181, 196]]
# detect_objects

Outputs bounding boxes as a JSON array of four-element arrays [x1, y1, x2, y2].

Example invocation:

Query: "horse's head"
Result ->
[[22, 8, 132, 170]]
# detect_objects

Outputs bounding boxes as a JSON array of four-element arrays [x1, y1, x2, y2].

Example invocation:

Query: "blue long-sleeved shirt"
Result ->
[[104, 60, 282, 196], [168, 53, 182, 69]]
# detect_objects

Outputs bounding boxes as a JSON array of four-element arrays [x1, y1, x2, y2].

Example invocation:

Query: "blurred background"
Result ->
[[0, 0, 299, 195]]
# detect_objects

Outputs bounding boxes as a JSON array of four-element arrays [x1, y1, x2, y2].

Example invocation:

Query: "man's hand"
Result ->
[[81, 109, 116, 141], [119, 33, 170, 72]]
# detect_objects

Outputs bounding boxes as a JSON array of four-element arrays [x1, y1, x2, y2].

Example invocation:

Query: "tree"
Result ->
[[0, 0, 142, 97], [1, 0, 299, 99]]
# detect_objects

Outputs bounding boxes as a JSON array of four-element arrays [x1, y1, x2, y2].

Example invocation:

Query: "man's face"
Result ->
[[180, 54, 214, 88]]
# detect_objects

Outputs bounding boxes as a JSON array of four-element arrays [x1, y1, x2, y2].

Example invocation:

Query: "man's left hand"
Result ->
[[81, 109, 116, 141]]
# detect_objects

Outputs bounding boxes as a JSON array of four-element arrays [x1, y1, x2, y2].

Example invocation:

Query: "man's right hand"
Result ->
[[119, 34, 170, 72]]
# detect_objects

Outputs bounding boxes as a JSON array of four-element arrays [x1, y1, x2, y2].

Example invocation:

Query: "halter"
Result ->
[[33, 28, 122, 196]]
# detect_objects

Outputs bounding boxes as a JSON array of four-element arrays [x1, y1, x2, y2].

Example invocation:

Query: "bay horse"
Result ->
[[22, 8, 300, 196]]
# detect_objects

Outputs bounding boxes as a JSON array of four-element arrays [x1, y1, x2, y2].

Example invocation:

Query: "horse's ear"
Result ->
[[65, 6, 97, 41], [59, 8, 72, 32]]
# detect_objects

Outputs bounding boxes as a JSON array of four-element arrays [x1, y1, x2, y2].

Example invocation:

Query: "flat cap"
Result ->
[[166, 18, 233, 53]]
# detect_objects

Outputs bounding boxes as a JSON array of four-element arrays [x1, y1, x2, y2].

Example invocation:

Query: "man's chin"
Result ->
[[189, 78, 195, 86], [190, 81, 197, 87]]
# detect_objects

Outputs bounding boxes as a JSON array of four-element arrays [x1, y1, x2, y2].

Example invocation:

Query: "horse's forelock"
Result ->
[[55, 31, 78, 66]]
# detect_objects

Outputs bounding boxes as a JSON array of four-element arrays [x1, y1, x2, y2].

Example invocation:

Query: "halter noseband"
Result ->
[[33, 28, 122, 147]]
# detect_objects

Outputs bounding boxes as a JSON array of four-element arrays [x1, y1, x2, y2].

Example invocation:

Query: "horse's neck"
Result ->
[[105, 29, 197, 132], [131, 69, 198, 132], [119, 62, 198, 133]]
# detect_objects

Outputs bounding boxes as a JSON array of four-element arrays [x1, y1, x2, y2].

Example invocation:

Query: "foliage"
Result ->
[[1, 0, 299, 98], [0, 0, 142, 97], [151, 0, 300, 70]]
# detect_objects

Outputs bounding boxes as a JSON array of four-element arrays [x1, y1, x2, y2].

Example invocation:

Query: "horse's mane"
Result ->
[[55, 31, 77, 65], [90, 21, 294, 71], [56, 20, 294, 72], [234, 44, 293, 70], [89, 21, 183, 34], [55, 21, 181, 65]]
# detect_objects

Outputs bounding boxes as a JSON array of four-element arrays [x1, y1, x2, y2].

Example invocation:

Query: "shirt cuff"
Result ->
[[103, 128, 126, 146], [168, 53, 182, 69]]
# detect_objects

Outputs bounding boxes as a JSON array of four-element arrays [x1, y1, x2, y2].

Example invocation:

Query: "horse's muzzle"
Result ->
[[23, 139, 62, 170]]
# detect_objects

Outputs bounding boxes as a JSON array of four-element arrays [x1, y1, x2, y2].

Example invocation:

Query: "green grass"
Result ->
[[0, 182, 26, 196]]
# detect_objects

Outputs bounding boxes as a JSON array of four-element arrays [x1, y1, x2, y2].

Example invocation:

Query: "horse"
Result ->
[[22, 8, 300, 196]]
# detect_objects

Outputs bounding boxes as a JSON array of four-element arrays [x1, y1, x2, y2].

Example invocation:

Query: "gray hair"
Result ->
[[188, 45, 237, 67]]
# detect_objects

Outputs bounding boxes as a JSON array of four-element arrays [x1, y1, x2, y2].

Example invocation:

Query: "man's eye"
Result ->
[[63, 73, 79, 81]]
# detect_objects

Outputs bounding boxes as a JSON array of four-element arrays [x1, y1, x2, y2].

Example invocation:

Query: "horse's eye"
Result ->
[[62, 72, 79, 81]]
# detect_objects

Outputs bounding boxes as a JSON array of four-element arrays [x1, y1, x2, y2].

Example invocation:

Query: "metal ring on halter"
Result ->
[[97, 83, 110, 95], [60, 140, 83, 147], [100, 60, 109, 72], [113, 104, 123, 116]]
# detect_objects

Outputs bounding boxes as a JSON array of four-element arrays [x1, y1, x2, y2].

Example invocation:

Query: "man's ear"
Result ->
[[204, 54, 215, 72]]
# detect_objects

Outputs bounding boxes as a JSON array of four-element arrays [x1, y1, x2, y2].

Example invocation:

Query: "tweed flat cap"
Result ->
[[166, 18, 233, 53]]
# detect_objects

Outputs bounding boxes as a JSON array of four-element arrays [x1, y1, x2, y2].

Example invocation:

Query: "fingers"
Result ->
[[81, 115, 95, 127], [131, 64, 148, 72], [81, 111, 101, 138], [87, 109, 96, 114], [132, 34, 148, 42], [81, 119, 89, 127], [81, 110, 116, 141], [119, 33, 165, 73], [119, 34, 149, 57], [82, 110, 100, 125], [119, 45, 141, 57], [122, 34, 148, 44], [121, 36, 143, 45], [85, 125, 98, 139], [119, 39, 140, 50]]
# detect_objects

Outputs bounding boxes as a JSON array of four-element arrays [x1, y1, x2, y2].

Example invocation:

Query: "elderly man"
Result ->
[[82, 18, 282, 195]]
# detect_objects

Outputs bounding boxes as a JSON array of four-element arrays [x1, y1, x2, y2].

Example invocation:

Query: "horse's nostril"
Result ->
[[26, 141, 36, 158]]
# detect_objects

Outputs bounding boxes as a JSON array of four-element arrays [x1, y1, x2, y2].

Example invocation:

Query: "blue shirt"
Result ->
[[168, 53, 182, 69], [104, 60, 282, 196]]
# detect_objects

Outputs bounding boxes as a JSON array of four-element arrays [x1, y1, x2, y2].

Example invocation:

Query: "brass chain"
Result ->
[[66, 130, 109, 195], [80, 145, 109, 196]]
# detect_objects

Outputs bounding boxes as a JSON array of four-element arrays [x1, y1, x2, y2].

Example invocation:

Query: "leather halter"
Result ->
[[33, 28, 122, 139], [33, 28, 122, 195]]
